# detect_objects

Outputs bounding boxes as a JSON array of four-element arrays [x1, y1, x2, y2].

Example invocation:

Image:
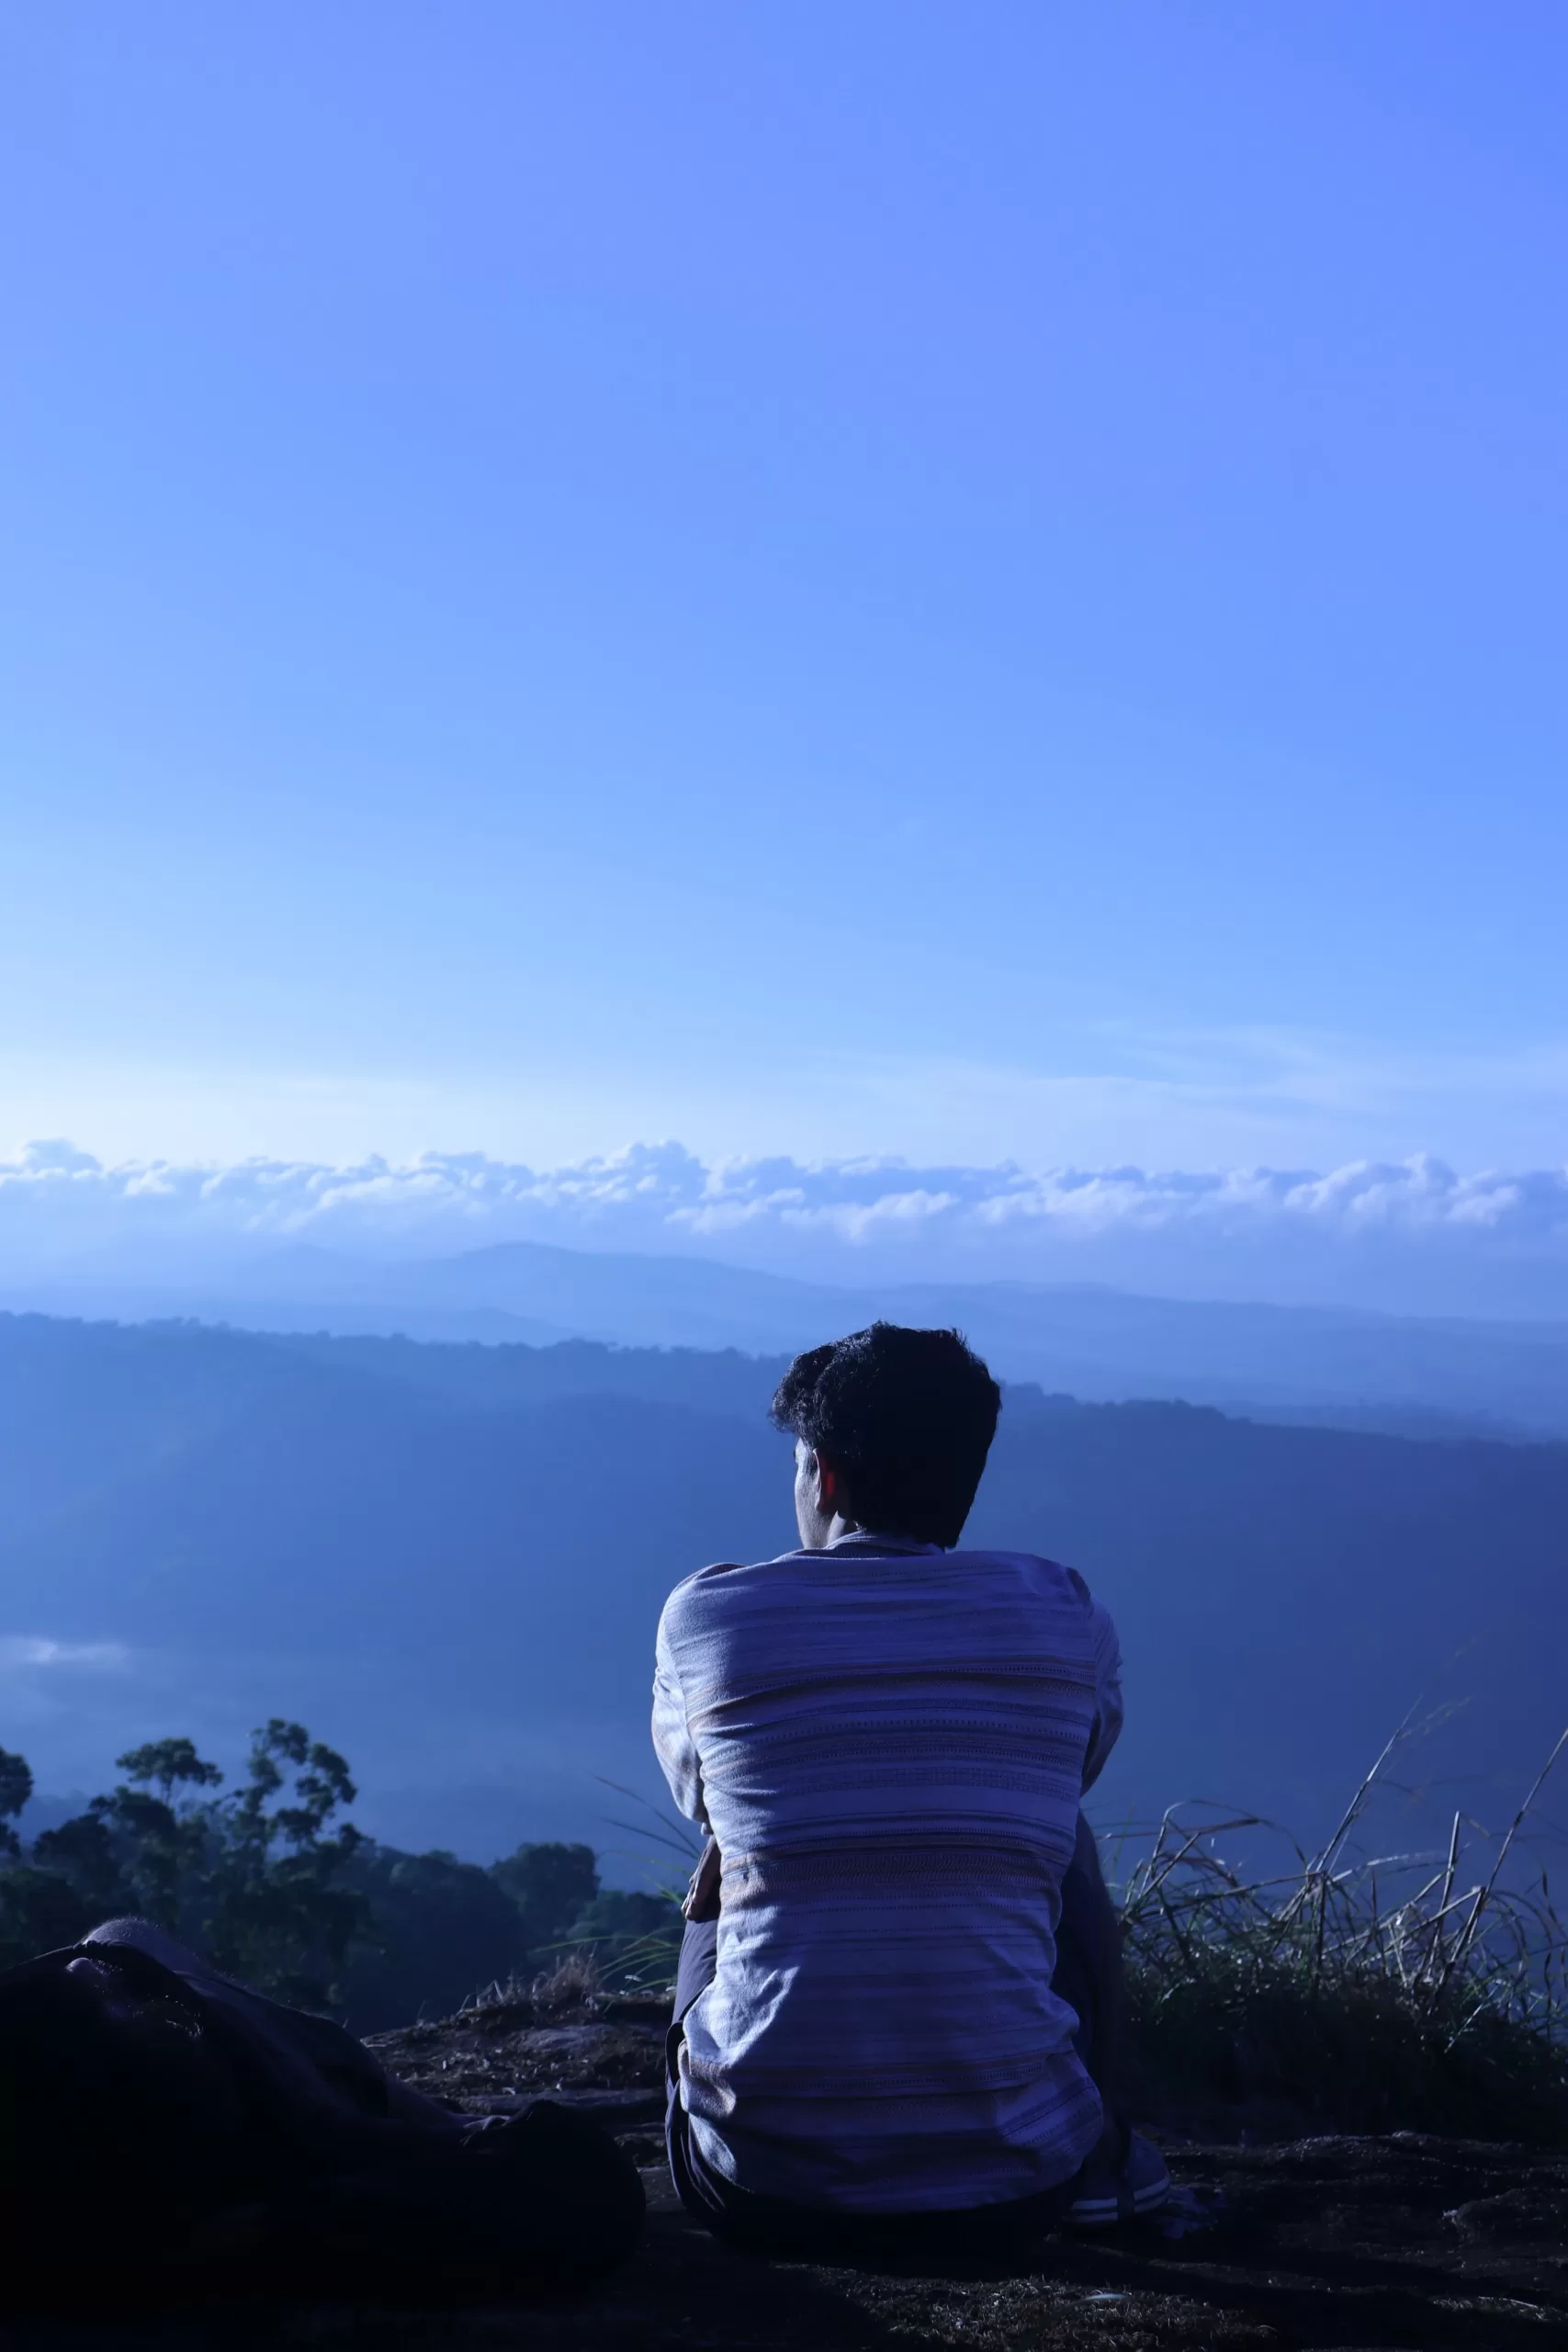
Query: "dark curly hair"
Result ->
[[769, 1322, 1001, 1548]]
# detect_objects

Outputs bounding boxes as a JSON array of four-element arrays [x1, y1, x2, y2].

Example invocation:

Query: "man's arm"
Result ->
[[1080, 1596, 1123, 1795], [652, 1609, 722, 1920], [652, 1612, 709, 1829]]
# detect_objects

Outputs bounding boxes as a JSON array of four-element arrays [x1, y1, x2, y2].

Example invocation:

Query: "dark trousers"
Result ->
[[664, 1816, 1119, 2258]]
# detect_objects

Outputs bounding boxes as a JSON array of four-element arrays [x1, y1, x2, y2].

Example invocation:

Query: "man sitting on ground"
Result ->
[[652, 1321, 1169, 2257]]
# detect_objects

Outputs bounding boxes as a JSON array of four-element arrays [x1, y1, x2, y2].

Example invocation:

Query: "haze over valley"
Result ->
[[4, 1302, 1562, 1888]]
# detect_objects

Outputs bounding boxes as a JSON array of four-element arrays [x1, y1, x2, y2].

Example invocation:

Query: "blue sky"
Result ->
[[3, 5, 1565, 1190]]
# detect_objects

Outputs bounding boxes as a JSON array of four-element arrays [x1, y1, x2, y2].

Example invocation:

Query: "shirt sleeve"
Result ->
[[1079, 1595, 1123, 1794], [652, 1606, 709, 1829]]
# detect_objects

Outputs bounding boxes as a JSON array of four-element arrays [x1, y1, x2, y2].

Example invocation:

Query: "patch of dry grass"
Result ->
[[1112, 1716, 1568, 2143]]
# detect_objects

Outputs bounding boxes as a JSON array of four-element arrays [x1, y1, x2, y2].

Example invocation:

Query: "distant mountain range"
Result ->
[[7, 1234, 1568, 1438], [1, 1310, 1562, 1878]]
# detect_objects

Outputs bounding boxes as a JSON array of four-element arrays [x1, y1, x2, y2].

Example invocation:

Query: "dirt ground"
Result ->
[[5, 2006, 1564, 2351]]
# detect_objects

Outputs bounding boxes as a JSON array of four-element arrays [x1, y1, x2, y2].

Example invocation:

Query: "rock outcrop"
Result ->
[[361, 1995, 1568, 2349]]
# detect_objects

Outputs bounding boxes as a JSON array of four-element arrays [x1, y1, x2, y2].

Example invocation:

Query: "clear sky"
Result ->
[[3, 5, 1565, 1181]]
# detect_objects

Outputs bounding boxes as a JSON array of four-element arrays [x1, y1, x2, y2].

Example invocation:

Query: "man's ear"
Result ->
[[816, 1453, 838, 1510]]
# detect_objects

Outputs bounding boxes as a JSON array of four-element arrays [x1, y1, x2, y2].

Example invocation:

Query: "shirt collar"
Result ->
[[823, 1529, 942, 1555]]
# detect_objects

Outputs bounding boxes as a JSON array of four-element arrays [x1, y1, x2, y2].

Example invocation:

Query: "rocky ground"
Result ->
[[6, 1997, 1566, 2350]]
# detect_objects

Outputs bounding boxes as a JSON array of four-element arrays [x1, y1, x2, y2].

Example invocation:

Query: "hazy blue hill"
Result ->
[[270, 1328, 791, 1420], [11, 1236, 1568, 1433], [892, 1278, 1568, 1434], [386, 1239, 840, 1348], [0, 1311, 379, 1539], [2, 1310, 1564, 1866], [976, 1392, 1568, 1831]]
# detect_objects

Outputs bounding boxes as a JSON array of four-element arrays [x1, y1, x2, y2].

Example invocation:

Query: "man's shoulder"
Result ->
[[949, 1547, 1100, 1604], [660, 1546, 1108, 1631], [658, 1550, 809, 1636]]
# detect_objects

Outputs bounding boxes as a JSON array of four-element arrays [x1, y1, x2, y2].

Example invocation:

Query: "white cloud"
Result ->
[[0, 1637, 131, 1674], [2, 1139, 1567, 1317]]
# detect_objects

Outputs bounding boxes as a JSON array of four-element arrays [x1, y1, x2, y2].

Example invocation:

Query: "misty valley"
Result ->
[[2, 1305, 1562, 1880]]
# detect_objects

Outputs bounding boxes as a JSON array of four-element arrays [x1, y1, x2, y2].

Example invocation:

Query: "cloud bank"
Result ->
[[5, 1138, 1568, 1318]]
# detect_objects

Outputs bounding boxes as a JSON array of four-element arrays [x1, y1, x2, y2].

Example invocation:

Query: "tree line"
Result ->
[[0, 1726, 676, 2029]]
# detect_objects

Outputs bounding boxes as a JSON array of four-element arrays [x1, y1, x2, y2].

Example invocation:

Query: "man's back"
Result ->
[[654, 1532, 1122, 2211]]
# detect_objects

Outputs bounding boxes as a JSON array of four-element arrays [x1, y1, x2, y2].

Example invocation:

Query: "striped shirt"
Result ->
[[651, 1532, 1123, 2212]]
